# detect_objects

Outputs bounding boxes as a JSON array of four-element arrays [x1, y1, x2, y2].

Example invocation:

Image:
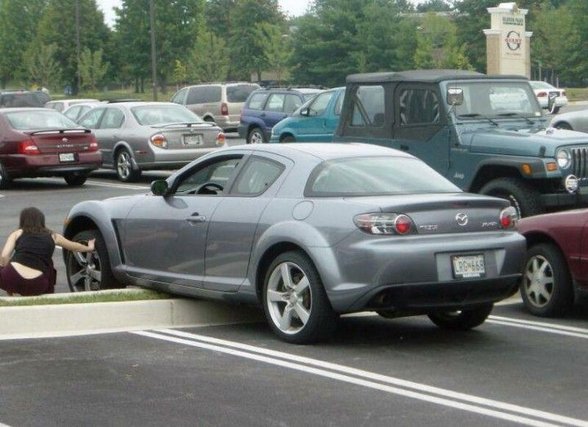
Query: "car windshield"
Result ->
[[451, 81, 542, 119], [5, 110, 79, 130], [306, 156, 460, 196], [530, 81, 554, 90], [132, 105, 204, 125]]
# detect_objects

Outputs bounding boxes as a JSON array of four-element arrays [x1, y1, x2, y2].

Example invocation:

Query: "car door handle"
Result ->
[[400, 144, 409, 151], [186, 214, 206, 223]]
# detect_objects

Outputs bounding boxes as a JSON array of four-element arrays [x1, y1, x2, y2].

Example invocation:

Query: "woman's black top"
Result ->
[[11, 232, 55, 274]]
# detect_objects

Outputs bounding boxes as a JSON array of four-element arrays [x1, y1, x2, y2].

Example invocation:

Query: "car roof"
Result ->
[[95, 101, 179, 108], [0, 107, 59, 113], [346, 69, 528, 84], [227, 142, 414, 161]]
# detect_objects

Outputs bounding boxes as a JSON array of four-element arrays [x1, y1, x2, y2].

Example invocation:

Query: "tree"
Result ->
[[189, 29, 230, 82], [24, 43, 61, 90], [255, 22, 292, 84], [79, 48, 109, 91], [0, 0, 48, 87], [417, 0, 453, 12]]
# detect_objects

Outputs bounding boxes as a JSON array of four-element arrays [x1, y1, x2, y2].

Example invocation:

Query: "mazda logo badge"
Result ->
[[455, 212, 468, 226], [62, 137, 68, 143]]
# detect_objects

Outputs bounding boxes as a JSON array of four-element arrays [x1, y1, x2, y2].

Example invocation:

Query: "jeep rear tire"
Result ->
[[480, 177, 542, 218]]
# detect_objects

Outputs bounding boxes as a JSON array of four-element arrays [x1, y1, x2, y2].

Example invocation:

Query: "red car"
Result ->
[[517, 209, 588, 316], [0, 108, 101, 188]]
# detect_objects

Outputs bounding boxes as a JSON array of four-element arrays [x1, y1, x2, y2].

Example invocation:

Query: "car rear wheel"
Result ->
[[247, 127, 265, 144], [263, 251, 337, 344], [554, 122, 572, 130], [520, 243, 573, 317], [65, 229, 122, 291], [479, 177, 542, 218], [64, 172, 88, 186], [427, 303, 493, 330], [0, 163, 11, 189], [281, 135, 295, 143], [116, 149, 141, 182]]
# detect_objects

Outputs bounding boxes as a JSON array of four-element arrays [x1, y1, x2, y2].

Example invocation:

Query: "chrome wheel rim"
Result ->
[[249, 130, 263, 144], [266, 261, 312, 335], [117, 151, 132, 180], [68, 250, 102, 292], [523, 255, 554, 308]]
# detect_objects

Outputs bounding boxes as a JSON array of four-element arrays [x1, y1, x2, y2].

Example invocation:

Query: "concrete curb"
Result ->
[[0, 292, 264, 340]]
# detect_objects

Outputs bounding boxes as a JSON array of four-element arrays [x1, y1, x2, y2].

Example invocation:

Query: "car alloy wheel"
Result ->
[[263, 251, 336, 343], [116, 149, 141, 182], [247, 128, 264, 144]]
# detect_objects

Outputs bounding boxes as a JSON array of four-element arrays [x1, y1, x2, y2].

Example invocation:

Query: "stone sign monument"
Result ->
[[483, 2, 532, 77]]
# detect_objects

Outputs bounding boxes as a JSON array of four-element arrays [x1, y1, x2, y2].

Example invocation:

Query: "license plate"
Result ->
[[451, 254, 485, 279], [183, 134, 203, 146], [59, 153, 75, 162]]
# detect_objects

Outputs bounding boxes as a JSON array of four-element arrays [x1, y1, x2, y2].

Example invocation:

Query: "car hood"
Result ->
[[460, 124, 588, 157]]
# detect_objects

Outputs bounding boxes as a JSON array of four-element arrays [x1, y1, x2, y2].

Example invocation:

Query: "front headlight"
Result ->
[[556, 149, 571, 169]]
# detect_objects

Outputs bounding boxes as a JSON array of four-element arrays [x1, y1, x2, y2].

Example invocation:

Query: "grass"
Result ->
[[0, 288, 172, 307], [564, 87, 588, 102]]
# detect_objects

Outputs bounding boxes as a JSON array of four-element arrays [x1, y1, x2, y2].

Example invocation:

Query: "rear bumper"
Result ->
[[215, 116, 239, 132], [3, 152, 101, 178]]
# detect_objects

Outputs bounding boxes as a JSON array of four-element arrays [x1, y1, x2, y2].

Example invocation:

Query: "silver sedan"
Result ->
[[62, 143, 526, 343], [77, 102, 226, 181], [551, 108, 588, 133]]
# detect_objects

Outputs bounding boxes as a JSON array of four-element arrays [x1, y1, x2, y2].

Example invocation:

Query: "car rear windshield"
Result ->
[[0, 92, 45, 108], [305, 156, 460, 196], [227, 84, 260, 102], [5, 110, 79, 130], [132, 105, 204, 125]]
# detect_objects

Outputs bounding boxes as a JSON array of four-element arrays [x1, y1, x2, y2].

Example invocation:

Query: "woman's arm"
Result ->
[[53, 234, 95, 253], [1, 230, 22, 266]]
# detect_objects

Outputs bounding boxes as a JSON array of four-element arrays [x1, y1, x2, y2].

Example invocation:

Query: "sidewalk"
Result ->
[[0, 289, 264, 340]]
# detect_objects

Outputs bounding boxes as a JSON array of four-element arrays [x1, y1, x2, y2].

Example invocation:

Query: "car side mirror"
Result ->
[[300, 107, 310, 117], [446, 88, 464, 106], [151, 179, 169, 196]]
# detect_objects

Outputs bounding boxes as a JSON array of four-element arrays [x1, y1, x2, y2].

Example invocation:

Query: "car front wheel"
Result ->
[[427, 303, 493, 330], [65, 229, 122, 291], [520, 243, 573, 317], [263, 251, 337, 344], [247, 127, 265, 144], [64, 172, 88, 186]]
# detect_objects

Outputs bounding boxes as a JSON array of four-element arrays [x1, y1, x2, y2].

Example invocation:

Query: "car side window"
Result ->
[[350, 85, 385, 127], [399, 89, 440, 125], [64, 106, 81, 121], [78, 108, 105, 129], [175, 157, 242, 196], [266, 94, 286, 112], [100, 108, 125, 129], [187, 86, 221, 104], [232, 156, 284, 196], [334, 91, 344, 115], [247, 93, 268, 110], [308, 92, 334, 116], [171, 88, 188, 104], [284, 94, 302, 114]]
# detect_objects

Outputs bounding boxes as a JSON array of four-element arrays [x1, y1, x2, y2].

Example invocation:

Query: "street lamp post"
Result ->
[[150, 0, 158, 101]]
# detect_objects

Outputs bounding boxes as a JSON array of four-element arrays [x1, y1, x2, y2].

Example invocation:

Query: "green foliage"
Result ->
[[189, 29, 230, 82], [79, 48, 109, 91], [255, 22, 292, 85], [24, 43, 61, 90], [415, 13, 471, 69]]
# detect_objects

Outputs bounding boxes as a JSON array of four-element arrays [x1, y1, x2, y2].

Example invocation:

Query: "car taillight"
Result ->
[[536, 91, 547, 97], [216, 132, 226, 146], [499, 206, 518, 229], [18, 139, 40, 155], [88, 135, 99, 152], [150, 134, 167, 148], [354, 213, 415, 235], [221, 102, 229, 116]]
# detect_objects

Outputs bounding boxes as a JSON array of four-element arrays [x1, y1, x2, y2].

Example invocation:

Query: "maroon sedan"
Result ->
[[517, 209, 588, 316], [0, 108, 101, 188]]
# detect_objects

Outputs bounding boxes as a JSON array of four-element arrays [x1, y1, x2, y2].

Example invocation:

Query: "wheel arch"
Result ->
[[551, 120, 572, 130], [279, 132, 296, 142], [469, 164, 522, 193]]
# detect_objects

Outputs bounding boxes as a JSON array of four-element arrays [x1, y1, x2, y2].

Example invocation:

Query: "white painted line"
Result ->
[[134, 329, 587, 427], [487, 320, 588, 339], [489, 315, 588, 334]]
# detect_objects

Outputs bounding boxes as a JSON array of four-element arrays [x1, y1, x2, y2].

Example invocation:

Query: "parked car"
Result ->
[[550, 109, 588, 132], [517, 209, 588, 317], [238, 87, 323, 144], [77, 102, 226, 182], [62, 143, 525, 343], [529, 81, 568, 114], [270, 87, 345, 143], [45, 98, 100, 113], [63, 101, 103, 122], [0, 108, 101, 188], [0, 90, 50, 108], [170, 82, 260, 132]]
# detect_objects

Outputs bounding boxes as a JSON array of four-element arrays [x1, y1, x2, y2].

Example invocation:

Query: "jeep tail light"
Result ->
[[354, 213, 415, 235], [220, 102, 229, 116], [18, 139, 40, 155], [150, 134, 167, 148], [536, 91, 547, 98], [499, 207, 518, 228], [216, 132, 226, 146]]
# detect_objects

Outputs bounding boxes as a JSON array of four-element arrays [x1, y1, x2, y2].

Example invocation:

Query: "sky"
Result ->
[[97, 1, 426, 26]]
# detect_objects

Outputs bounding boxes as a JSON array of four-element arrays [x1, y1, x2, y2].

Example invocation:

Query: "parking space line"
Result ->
[[133, 329, 588, 427]]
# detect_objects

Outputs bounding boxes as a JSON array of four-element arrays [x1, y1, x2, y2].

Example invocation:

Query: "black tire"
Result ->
[[64, 229, 122, 292], [263, 250, 337, 344], [64, 172, 88, 186], [247, 127, 265, 144], [520, 243, 573, 317], [549, 105, 560, 115], [554, 122, 572, 130], [115, 149, 141, 182], [428, 303, 493, 330], [0, 163, 11, 189], [281, 135, 295, 143], [479, 177, 543, 218]]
